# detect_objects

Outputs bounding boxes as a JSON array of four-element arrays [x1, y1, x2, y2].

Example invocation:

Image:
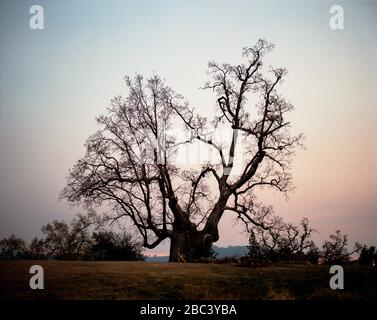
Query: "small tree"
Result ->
[[0, 234, 28, 259], [41, 211, 97, 260], [321, 230, 358, 265], [304, 241, 320, 265], [247, 214, 316, 263], [89, 230, 144, 261], [29, 237, 47, 259], [358, 245, 376, 267]]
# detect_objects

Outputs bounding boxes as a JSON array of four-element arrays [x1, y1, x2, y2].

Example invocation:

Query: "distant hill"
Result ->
[[213, 245, 248, 258], [145, 255, 169, 262], [145, 245, 248, 262]]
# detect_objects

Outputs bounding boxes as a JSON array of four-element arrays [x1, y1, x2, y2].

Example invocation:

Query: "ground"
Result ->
[[0, 261, 375, 300]]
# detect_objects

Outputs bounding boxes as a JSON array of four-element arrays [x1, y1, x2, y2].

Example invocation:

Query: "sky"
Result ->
[[0, 0, 376, 256]]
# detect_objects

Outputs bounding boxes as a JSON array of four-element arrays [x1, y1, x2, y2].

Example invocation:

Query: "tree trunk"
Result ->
[[168, 191, 230, 262], [169, 231, 190, 262], [169, 229, 214, 262]]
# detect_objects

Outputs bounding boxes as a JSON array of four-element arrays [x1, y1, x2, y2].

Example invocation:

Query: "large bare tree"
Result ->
[[61, 39, 304, 262]]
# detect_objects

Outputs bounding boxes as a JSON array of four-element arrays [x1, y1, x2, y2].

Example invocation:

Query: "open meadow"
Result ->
[[0, 261, 375, 300]]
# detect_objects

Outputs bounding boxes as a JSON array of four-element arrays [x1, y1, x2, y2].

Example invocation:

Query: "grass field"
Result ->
[[0, 261, 375, 300]]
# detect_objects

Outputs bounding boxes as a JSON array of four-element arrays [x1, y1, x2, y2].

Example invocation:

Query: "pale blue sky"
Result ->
[[0, 0, 376, 255]]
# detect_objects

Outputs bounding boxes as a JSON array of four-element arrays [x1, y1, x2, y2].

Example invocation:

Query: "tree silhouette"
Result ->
[[247, 217, 317, 263], [90, 230, 144, 261], [61, 39, 304, 262], [0, 234, 27, 259], [321, 230, 360, 264], [41, 211, 97, 260]]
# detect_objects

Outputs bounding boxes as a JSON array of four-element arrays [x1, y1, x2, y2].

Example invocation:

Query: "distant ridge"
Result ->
[[145, 245, 248, 262]]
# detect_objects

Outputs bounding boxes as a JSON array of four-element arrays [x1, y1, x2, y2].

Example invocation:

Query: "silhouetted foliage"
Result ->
[[244, 227, 365, 266], [0, 212, 145, 261], [41, 212, 97, 260], [245, 217, 318, 265], [28, 237, 47, 259], [89, 230, 144, 261], [321, 230, 359, 265], [0, 223, 372, 266], [304, 241, 320, 265], [0, 234, 28, 259], [357, 245, 376, 267]]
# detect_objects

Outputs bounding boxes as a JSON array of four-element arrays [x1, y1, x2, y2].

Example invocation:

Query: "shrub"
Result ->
[[0, 235, 48, 260], [28, 237, 48, 259], [304, 242, 320, 264], [358, 245, 376, 267], [89, 230, 145, 261], [0, 234, 28, 259], [321, 230, 357, 265], [245, 218, 318, 265]]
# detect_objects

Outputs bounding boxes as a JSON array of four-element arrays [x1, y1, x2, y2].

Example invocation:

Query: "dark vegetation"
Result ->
[[1, 212, 376, 268], [242, 220, 375, 267], [0, 212, 144, 261]]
